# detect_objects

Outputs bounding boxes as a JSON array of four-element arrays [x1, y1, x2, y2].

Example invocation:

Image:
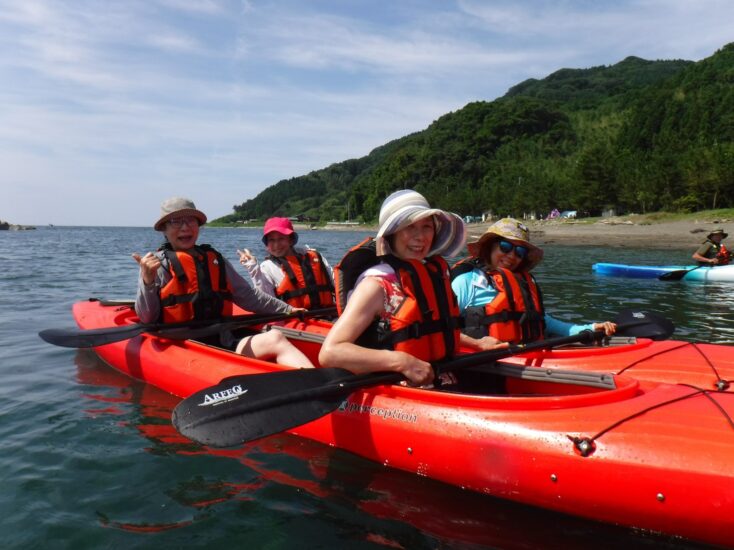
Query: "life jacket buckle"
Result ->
[[405, 322, 423, 339]]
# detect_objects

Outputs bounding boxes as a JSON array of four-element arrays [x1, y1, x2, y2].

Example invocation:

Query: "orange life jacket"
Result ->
[[716, 244, 731, 265], [334, 237, 460, 362], [158, 244, 234, 323], [269, 250, 335, 309], [462, 267, 545, 344]]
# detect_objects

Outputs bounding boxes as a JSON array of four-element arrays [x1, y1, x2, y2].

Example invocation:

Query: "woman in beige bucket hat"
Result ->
[[132, 197, 315, 368], [451, 217, 616, 344]]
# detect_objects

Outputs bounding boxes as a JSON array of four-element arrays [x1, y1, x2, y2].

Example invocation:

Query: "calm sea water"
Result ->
[[1, 226, 730, 549]]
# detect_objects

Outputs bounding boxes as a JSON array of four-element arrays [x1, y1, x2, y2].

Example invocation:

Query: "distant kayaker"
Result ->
[[319, 190, 505, 387], [237, 217, 335, 309], [451, 218, 617, 344], [692, 228, 730, 266], [132, 197, 315, 368]]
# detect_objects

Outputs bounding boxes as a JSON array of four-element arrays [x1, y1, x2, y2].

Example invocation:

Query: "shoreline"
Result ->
[[296, 218, 731, 251], [522, 219, 721, 250]]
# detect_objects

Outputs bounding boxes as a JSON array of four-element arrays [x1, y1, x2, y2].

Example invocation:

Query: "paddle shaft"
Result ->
[[39, 306, 336, 348], [173, 311, 674, 446], [183, 327, 607, 430]]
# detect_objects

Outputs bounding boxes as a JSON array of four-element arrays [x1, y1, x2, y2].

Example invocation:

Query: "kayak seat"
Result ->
[[191, 327, 260, 351], [438, 369, 506, 395]]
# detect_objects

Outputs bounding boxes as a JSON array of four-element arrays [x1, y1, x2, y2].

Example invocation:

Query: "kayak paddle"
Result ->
[[38, 307, 337, 348], [172, 312, 674, 448], [612, 309, 675, 340], [658, 265, 703, 281]]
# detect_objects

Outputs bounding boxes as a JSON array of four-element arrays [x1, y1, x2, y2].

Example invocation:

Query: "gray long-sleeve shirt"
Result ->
[[135, 250, 293, 324], [242, 245, 334, 298]]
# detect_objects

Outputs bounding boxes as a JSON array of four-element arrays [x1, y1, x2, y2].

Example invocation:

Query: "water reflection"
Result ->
[[74, 351, 712, 549]]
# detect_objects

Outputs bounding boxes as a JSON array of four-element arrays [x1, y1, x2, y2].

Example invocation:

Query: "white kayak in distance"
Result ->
[[593, 262, 734, 282]]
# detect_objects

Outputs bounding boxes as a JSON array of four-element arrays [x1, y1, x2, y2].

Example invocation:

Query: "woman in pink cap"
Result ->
[[133, 198, 315, 369], [237, 217, 335, 310]]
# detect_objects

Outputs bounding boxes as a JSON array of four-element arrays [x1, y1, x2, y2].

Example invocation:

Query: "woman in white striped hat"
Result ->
[[319, 189, 504, 387]]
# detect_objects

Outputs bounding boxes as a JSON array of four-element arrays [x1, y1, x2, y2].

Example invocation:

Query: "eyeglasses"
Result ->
[[168, 216, 198, 228], [498, 239, 528, 259]]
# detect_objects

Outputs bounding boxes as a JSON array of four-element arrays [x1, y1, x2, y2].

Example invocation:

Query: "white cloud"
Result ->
[[156, 0, 227, 15], [0, 0, 731, 225], [457, 0, 734, 62], [146, 31, 206, 53]]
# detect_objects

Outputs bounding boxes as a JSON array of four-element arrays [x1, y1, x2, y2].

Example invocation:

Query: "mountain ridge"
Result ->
[[215, 43, 733, 224]]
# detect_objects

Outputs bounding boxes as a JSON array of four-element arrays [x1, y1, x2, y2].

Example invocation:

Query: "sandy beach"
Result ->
[[519, 218, 730, 250], [301, 216, 732, 251]]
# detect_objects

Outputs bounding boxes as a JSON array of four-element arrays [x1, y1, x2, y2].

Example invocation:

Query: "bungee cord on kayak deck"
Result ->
[[569, 385, 734, 457], [615, 341, 731, 391]]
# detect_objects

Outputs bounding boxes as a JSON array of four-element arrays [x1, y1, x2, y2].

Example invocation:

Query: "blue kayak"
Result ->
[[592, 263, 734, 282]]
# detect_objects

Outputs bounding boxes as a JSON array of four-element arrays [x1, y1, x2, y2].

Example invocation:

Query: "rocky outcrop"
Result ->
[[0, 220, 36, 230]]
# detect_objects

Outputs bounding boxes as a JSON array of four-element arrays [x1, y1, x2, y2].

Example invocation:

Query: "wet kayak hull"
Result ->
[[71, 299, 734, 547]]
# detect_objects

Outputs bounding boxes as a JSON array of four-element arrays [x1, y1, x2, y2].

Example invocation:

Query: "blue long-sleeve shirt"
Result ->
[[451, 268, 594, 337]]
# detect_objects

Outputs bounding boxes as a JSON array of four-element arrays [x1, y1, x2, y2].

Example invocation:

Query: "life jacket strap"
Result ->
[[383, 317, 462, 345], [271, 251, 334, 308]]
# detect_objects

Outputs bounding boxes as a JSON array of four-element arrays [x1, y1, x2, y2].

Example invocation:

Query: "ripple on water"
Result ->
[[0, 228, 731, 548]]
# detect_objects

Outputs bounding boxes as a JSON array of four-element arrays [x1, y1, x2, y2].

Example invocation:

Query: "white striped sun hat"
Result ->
[[375, 189, 466, 257]]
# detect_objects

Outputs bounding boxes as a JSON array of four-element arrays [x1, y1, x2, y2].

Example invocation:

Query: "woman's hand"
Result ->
[[474, 335, 509, 351], [593, 321, 617, 336], [237, 248, 256, 265], [460, 333, 509, 352], [393, 351, 434, 386], [132, 252, 161, 285]]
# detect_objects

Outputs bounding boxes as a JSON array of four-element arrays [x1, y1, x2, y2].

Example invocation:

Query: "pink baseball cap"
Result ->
[[262, 217, 298, 244]]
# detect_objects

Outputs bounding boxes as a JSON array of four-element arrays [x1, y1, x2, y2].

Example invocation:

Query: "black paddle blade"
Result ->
[[38, 324, 147, 348], [172, 368, 357, 447], [658, 269, 690, 281], [614, 309, 675, 340]]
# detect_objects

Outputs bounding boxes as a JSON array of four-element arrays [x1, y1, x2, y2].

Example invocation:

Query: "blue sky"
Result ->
[[2, 0, 732, 226]]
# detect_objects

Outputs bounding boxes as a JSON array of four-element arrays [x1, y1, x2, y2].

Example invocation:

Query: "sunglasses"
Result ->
[[498, 239, 528, 259]]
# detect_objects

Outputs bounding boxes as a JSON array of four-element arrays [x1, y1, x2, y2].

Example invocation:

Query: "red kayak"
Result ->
[[498, 337, 734, 391], [71, 299, 734, 547]]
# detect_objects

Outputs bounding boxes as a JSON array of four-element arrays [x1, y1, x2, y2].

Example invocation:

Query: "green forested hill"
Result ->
[[505, 55, 692, 109], [216, 43, 734, 224]]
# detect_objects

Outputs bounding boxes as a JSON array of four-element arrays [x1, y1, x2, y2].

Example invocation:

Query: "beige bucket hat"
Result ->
[[154, 197, 207, 231], [707, 228, 728, 240]]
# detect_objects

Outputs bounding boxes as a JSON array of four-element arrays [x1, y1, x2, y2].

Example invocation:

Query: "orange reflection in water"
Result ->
[[73, 350, 701, 550]]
